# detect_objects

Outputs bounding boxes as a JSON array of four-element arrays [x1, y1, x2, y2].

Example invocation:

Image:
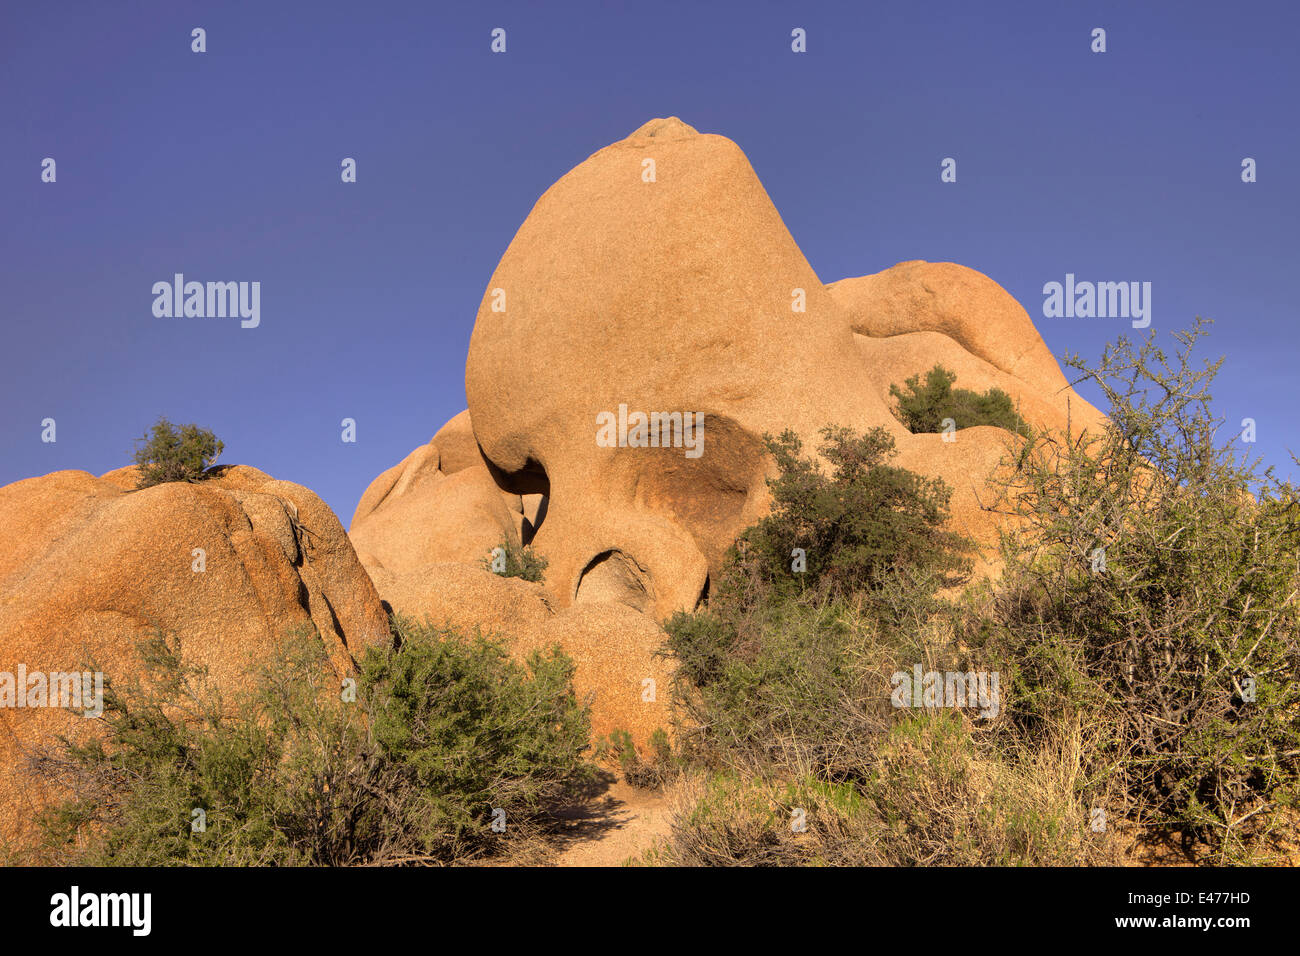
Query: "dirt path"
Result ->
[[551, 775, 672, 866]]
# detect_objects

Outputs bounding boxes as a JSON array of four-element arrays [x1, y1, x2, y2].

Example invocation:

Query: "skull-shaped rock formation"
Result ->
[[462, 117, 1104, 619]]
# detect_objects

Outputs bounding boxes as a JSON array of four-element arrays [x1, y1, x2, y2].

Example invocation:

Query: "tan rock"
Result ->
[[349, 411, 526, 572], [831, 260, 1107, 435], [465, 117, 902, 618], [0, 467, 390, 850], [429, 409, 487, 477], [96, 465, 141, 490], [341, 120, 1114, 769], [830, 261, 1075, 395], [526, 602, 674, 752], [368, 561, 553, 638]]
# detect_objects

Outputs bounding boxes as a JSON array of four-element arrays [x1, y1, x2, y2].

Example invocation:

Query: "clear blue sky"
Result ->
[[3, 0, 1297, 522]]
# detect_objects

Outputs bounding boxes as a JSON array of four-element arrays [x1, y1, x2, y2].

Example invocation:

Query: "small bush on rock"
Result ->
[[482, 538, 549, 583], [890, 364, 1031, 438], [132, 417, 224, 489]]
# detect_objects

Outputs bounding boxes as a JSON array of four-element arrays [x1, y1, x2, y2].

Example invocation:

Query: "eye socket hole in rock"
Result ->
[[482, 448, 550, 498], [574, 549, 654, 613], [599, 414, 768, 572], [477, 444, 549, 544]]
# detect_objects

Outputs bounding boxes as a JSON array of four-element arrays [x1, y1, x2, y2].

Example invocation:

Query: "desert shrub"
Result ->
[[655, 771, 822, 866], [30, 619, 591, 866], [715, 426, 972, 609], [31, 631, 355, 865], [655, 420, 1118, 866], [666, 425, 973, 772], [665, 572, 995, 769], [890, 364, 1031, 438], [666, 598, 893, 773], [362, 616, 590, 851], [976, 318, 1300, 861], [481, 538, 549, 583], [653, 717, 1118, 867], [664, 425, 977, 780], [659, 323, 1298, 865], [132, 417, 224, 489]]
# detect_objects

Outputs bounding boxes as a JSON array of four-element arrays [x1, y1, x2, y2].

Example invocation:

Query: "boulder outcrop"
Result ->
[[349, 410, 535, 573], [0, 465, 391, 846]]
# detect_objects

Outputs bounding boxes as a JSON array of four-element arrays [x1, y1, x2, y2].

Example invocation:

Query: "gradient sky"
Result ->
[[3, 0, 1297, 523]]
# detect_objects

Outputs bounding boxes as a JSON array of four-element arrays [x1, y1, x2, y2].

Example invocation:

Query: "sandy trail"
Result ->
[[551, 775, 671, 867]]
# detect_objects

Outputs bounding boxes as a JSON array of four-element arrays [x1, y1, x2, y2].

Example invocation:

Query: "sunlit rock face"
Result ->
[[462, 117, 1104, 617]]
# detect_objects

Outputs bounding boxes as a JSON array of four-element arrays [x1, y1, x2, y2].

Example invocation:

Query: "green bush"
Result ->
[[665, 425, 976, 777], [653, 418, 1122, 866], [667, 601, 880, 771], [665, 575, 969, 775], [362, 616, 590, 851], [977, 318, 1300, 861], [890, 365, 1031, 438], [30, 619, 592, 866], [716, 426, 972, 609], [132, 417, 224, 489], [481, 538, 549, 583]]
